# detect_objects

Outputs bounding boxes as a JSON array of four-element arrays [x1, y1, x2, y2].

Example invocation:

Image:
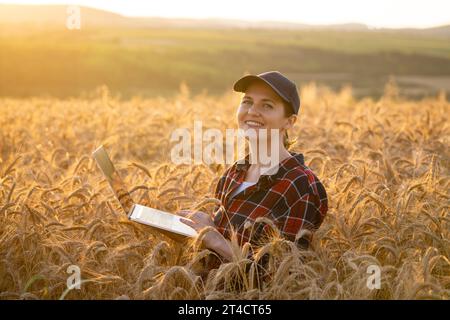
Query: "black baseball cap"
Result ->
[[233, 71, 300, 114]]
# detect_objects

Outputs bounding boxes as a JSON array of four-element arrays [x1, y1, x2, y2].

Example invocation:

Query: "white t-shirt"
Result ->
[[228, 163, 281, 199], [229, 181, 256, 199]]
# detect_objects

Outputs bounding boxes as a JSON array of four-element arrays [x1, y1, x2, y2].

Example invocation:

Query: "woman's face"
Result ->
[[237, 80, 296, 136]]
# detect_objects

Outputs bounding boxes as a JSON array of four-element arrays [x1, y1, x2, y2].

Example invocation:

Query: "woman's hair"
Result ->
[[282, 101, 296, 150]]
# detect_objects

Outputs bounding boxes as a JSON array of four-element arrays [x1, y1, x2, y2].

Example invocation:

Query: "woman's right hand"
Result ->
[[178, 210, 232, 261]]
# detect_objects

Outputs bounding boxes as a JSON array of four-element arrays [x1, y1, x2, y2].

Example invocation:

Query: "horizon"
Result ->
[[1, 0, 450, 29]]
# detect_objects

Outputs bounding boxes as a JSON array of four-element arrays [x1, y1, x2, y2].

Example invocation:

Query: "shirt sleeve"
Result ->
[[280, 192, 323, 248], [213, 166, 233, 200], [212, 169, 230, 231], [265, 177, 327, 250]]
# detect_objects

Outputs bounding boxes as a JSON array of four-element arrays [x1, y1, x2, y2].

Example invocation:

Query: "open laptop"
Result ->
[[92, 145, 197, 242]]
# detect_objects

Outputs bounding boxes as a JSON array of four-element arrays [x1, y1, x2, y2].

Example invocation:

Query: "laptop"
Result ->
[[92, 145, 198, 242]]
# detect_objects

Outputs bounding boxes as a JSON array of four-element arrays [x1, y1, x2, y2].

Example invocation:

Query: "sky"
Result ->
[[2, 0, 450, 29]]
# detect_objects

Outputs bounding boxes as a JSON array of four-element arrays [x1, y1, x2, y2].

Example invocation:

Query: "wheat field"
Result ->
[[0, 82, 449, 300]]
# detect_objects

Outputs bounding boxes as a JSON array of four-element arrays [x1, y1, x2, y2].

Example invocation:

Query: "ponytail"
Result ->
[[282, 102, 297, 150]]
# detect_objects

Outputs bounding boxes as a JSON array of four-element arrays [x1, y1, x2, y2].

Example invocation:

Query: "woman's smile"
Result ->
[[244, 120, 265, 128]]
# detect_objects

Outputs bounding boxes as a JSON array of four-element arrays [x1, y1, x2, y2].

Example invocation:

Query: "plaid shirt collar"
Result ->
[[225, 152, 306, 194], [235, 152, 305, 179]]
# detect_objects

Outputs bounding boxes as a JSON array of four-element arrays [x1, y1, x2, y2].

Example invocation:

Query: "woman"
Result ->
[[178, 71, 328, 263]]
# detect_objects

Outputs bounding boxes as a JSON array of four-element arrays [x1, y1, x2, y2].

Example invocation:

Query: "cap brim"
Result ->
[[233, 75, 290, 104]]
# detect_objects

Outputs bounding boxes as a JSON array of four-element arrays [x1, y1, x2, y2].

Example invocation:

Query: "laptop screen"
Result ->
[[92, 145, 134, 215]]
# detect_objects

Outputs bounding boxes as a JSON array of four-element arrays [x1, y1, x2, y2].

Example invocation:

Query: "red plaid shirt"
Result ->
[[213, 152, 328, 249]]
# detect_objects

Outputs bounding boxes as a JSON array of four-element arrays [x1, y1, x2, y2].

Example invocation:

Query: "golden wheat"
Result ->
[[0, 82, 448, 299]]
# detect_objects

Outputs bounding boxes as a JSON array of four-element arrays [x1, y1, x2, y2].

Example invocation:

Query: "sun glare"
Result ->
[[1, 0, 450, 28]]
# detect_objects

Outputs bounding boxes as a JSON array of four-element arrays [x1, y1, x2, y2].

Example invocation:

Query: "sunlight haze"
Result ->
[[1, 0, 450, 28]]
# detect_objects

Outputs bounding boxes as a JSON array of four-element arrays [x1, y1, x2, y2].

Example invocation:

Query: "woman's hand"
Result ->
[[178, 210, 215, 229], [178, 210, 219, 248], [178, 210, 234, 262]]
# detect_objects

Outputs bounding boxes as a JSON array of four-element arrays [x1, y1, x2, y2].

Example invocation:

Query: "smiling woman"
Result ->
[[179, 71, 328, 269], [240, 84, 297, 149]]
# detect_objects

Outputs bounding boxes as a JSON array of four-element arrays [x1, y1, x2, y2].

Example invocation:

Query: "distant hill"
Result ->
[[1, 4, 449, 99], [0, 4, 367, 30], [0, 4, 130, 27], [420, 25, 450, 38], [1, 4, 448, 35]]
